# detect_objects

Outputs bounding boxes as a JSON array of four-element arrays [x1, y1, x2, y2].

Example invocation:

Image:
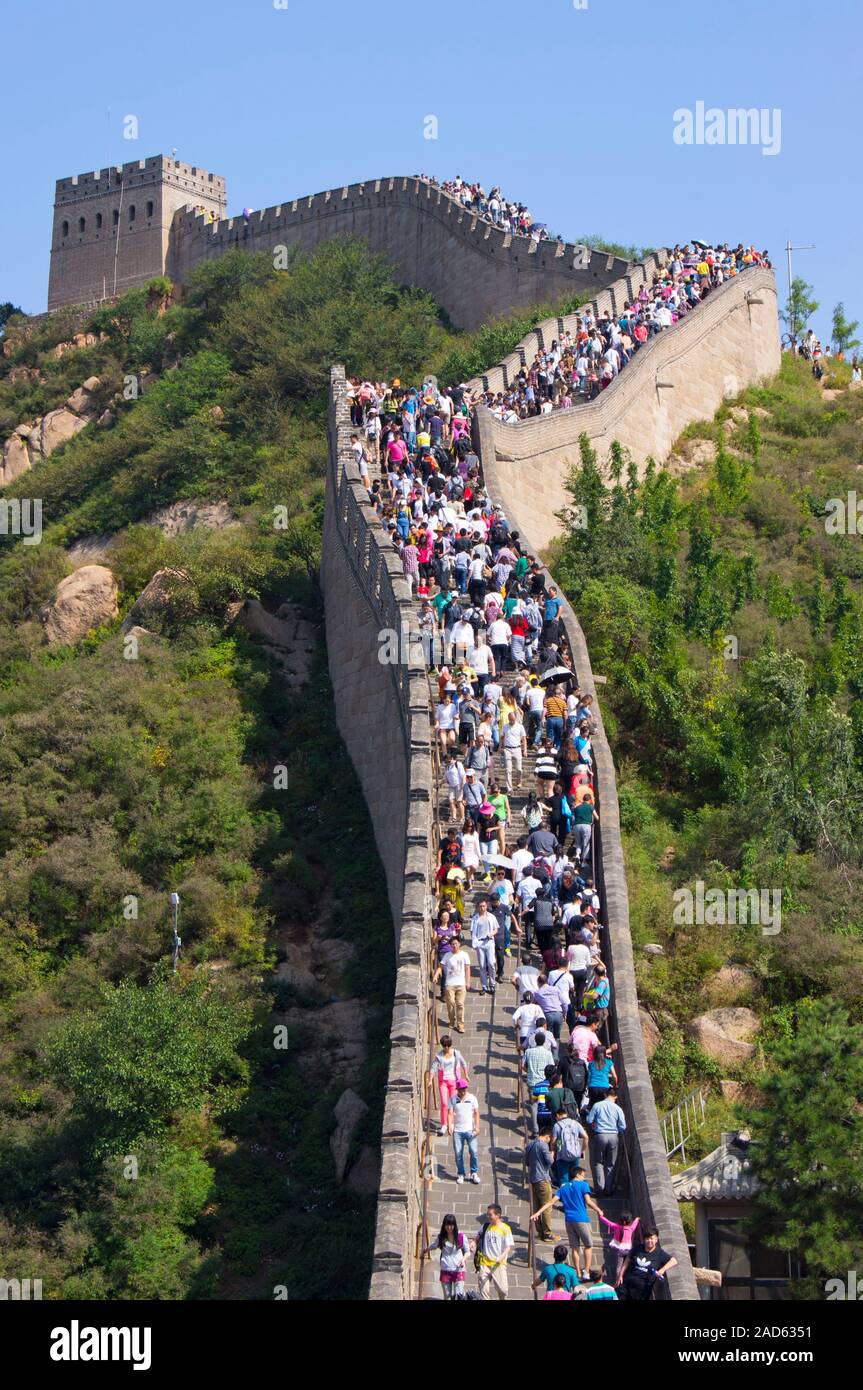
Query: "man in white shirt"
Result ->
[[447, 1085, 480, 1184], [487, 617, 513, 674], [513, 993, 545, 1049], [449, 617, 474, 665], [566, 940, 592, 1013], [512, 839, 534, 886], [444, 755, 466, 821], [501, 711, 527, 794], [512, 959, 541, 1003], [435, 944, 471, 1033]]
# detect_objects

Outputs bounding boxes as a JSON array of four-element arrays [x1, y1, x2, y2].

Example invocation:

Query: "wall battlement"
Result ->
[[48, 162, 627, 329]]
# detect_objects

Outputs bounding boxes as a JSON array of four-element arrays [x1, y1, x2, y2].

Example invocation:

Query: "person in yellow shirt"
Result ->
[[474, 1204, 515, 1300]]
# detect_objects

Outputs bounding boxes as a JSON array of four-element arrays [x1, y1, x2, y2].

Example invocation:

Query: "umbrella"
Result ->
[[483, 853, 516, 869], [539, 665, 575, 685]]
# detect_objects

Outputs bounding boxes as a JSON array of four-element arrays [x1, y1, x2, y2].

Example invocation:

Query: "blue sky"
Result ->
[[2, 0, 859, 347]]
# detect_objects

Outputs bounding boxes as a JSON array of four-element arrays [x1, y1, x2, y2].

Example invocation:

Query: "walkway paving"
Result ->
[[416, 641, 631, 1300]]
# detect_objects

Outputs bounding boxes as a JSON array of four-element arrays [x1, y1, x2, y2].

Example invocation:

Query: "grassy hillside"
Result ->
[[0, 240, 447, 1299]]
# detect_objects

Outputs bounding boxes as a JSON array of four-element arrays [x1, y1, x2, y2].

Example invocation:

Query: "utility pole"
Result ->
[[785, 239, 816, 344]]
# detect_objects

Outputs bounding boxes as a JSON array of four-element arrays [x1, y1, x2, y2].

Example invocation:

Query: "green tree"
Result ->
[[780, 277, 819, 342], [0, 301, 23, 335], [831, 302, 860, 356], [746, 1001, 863, 1294], [50, 968, 253, 1154]]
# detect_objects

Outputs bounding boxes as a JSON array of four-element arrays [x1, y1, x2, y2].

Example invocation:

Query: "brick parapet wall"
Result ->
[[168, 177, 628, 331], [476, 267, 780, 549], [322, 366, 435, 1300]]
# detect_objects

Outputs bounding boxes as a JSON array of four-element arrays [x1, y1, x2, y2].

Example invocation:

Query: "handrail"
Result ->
[[416, 680, 444, 1301]]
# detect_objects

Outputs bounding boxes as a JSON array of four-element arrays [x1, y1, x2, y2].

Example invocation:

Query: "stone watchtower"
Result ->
[[47, 155, 227, 310]]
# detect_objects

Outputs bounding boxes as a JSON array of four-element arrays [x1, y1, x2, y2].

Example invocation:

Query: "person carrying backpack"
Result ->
[[474, 1204, 515, 1300], [551, 1107, 587, 1186]]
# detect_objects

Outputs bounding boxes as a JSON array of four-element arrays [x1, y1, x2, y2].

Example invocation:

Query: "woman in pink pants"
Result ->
[[432, 1036, 469, 1135]]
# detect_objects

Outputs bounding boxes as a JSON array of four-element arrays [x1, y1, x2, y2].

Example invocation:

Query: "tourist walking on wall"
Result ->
[[447, 1083, 480, 1185], [424, 1215, 470, 1299], [431, 1035, 470, 1136], [474, 1204, 514, 1300], [435, 941, 471, 1033]]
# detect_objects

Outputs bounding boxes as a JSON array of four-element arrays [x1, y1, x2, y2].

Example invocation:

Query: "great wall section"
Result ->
[[44, 158, 781, 1300]]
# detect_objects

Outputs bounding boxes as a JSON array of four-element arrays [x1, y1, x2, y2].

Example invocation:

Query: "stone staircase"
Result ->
[[416, 606, 631, 1299]]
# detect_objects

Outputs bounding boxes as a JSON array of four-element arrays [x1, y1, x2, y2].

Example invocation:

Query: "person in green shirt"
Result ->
[[488, 782, 510, 853], [532, 1244, 580, 1294], [515, 553, 530, 580]]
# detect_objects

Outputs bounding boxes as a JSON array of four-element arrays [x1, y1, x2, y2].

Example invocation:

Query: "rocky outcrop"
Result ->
[[687, 1007, 759, 1066], [330, 1088, 369, 1183], [230, 599, 316, 689], [1, 375, 102, 486], [121, 567, 192, 634], [145, 499, 238, 537], [41, 565, 119, 646], [639, 1007, 662, 1061]]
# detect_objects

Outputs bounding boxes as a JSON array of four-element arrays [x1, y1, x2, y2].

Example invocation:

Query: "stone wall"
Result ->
[[322, 366, 435, 1299], [475, 406, 700, 1300], [168, 177, 628, 331], [48, 156, 226, 311], [474, 267, 780, 550]]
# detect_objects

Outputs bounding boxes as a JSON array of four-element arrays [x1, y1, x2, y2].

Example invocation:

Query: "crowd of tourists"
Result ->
[[417, 174, 551, 241], [479, 242, 772, 423], [350, 365, 679, 1301]]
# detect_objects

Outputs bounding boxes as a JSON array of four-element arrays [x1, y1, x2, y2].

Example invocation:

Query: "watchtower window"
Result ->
[[62, 220, 69, 237], [96, 212, 103, 229], [146, 200, 154, 218], [113, 209, 120, 226], [78, 216, 86, 233], [129, 205, 136, 222]]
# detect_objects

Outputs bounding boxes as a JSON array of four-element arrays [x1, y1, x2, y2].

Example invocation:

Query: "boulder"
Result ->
[[0, 433, 33, 486], [720, 1080, 744, 1103], [65, 383, 98, 415], [687, 1007, 759, 1066], [121, 567, 192, 634], [329, 1088, 368, 1183], [36, 407, 87, 457], [41, 565, 119, 646], [82, 376, 101, 392], [639, 1007, 661, 1060], [641, 943, 665, 957], [345, 1145, 381, 1195]]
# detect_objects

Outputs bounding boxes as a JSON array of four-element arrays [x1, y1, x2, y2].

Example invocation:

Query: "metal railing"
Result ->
[[660, 1089, 707, 1163]]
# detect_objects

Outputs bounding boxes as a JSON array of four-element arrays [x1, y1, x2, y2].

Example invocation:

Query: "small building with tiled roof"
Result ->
[[672, 1132, 800, 1300]]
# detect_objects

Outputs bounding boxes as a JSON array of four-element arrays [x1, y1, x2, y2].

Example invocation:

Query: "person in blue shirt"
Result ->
[[586, 1088, 627, 1197], [587, 1045, 618, 1106], [529, 1166, 604, 1278], [531, 1243, 580, 1295]]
